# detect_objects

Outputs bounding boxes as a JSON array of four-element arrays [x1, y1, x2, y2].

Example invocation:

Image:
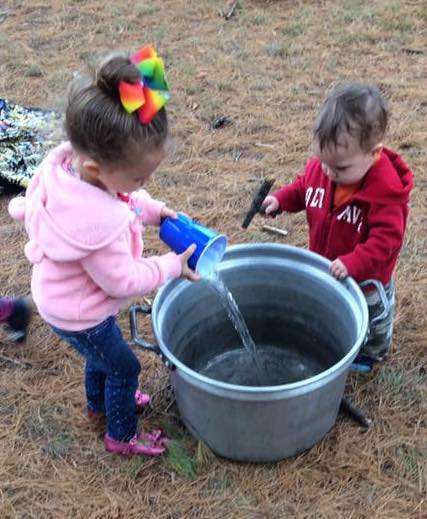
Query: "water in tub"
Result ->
[[202, 273, 267, 384], [200, 273, 326, 386]]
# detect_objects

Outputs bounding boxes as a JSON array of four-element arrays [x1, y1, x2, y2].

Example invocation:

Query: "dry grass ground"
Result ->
[[0, 1, 426, 517]]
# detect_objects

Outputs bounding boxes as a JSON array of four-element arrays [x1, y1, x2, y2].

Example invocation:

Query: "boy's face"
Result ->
[[313, 135, 380, 185]]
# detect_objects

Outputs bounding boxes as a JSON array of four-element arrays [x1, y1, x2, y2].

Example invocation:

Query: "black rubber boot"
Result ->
[[6, 298, 31, 343]]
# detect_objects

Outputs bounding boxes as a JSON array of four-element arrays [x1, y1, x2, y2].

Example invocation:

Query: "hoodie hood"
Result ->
[[11, 142, 132, 263], [355, 147, 414, 205]]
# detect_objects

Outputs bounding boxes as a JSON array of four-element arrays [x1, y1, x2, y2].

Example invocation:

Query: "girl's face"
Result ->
[[313, 135, 379, 186], [96, 145, 167, 195]]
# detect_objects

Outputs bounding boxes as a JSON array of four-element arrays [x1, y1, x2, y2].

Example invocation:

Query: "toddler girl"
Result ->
[[9, 45, 198, 456]]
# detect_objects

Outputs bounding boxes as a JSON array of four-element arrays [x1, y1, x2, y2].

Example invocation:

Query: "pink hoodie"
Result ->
[[9, 142, 182, 331]]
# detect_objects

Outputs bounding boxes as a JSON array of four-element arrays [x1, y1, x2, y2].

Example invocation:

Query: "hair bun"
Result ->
[[96, 53, 140, 97]]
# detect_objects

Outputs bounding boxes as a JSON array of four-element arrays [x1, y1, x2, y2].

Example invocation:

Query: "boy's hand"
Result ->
[[160, 206, 178, 220], [262, 195, 279, 217], [178, 244, 201, 282], [330, 259, 349, 280]]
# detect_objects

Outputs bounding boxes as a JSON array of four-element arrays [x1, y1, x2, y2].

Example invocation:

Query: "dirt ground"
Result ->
[[0, 1, 426, 518]]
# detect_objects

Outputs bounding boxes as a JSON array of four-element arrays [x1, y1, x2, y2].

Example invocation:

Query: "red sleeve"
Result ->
[[272, 174, 306, 213], [338, 204, 405, 282]]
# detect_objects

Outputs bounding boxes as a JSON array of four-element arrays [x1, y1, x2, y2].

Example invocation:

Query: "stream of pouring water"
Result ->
[[203, 273, 266, 383]]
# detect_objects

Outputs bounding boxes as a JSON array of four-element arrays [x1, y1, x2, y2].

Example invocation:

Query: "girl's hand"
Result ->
[[160, 206, 178, 220], [330, 259, 348, 280], [262, 195, 280, 217], [178, 244, 201, 282]]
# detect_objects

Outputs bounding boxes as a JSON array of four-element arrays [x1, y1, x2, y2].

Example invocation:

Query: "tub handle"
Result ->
[[129, 305, 175, 370], [359, 279, 390, 326]]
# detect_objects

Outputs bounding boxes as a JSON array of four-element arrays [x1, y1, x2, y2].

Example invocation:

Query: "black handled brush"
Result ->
[[242, 177, 275, 229]]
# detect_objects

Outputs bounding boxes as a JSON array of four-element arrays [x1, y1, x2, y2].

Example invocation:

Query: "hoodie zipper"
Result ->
[[322, 192, 366, 256], [319, 183, 335, 253]]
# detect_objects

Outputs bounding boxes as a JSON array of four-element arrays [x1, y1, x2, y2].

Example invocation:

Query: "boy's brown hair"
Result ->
[[313, 82, 389, 152], [65, 52, 168, 166]]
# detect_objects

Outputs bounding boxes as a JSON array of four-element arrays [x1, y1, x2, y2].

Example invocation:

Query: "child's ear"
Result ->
[[82, 159, 102, 179]]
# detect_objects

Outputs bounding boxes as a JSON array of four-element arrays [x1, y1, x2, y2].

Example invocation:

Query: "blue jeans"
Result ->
[[52, 316, 141, 442]]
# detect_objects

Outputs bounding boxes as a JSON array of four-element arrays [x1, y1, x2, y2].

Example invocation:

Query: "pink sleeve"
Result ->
[[131, 190, 165, 226], [9, 161, 45, 222], [81, 232, 182, 298]]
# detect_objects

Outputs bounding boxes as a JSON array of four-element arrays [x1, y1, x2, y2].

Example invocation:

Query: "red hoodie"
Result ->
[[272, 147, 414, 284]]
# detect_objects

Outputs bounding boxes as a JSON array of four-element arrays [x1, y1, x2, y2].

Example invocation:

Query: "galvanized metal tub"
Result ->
[[131, 244, 369, 462]]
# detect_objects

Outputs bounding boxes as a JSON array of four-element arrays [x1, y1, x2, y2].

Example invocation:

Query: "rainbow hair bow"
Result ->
[[118, 45, 170, 125]]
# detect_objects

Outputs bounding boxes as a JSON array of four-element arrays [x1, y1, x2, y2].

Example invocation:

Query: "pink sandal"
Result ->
[[134, 389, 151, 413], [104, 429, 169, 457], [137, 428, 169, 448], [87, 389, 151, 418]]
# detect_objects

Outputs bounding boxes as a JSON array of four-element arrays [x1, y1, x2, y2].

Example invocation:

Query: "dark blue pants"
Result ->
[[52, 316, 141, 442]]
